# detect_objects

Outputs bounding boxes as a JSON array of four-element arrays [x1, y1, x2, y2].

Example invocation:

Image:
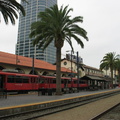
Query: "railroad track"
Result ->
[[91, 103, 120, 120], [0, 89, 120, 120]]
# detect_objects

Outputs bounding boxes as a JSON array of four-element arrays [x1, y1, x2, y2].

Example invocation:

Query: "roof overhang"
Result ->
[[81, 75, 104, 81]]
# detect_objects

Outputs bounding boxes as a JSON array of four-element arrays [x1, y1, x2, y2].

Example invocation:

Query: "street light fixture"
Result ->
[[66, 50, 73, 82], [76, 51, 79, 90], [15, 44, 20, 65], [32, 55, 35, 74]]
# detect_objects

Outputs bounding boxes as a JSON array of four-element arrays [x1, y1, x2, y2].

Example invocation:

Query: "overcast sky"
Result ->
[[0, 0, 120, 68]]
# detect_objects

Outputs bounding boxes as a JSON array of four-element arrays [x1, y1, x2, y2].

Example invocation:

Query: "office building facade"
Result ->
[[16, 0, 57, 64]]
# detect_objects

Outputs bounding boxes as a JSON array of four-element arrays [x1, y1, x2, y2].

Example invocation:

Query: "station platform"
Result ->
[[0, 88, 120, 119], [0, 88, 120, 109]]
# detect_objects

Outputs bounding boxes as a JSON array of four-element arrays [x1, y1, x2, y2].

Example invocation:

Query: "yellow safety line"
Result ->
[[0, 89, 119, 111]]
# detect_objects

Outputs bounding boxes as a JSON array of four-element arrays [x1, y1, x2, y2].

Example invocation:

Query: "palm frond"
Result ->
[[0, 0, 25, 24]]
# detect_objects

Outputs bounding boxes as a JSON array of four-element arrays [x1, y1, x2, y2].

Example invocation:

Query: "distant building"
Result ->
[[83, 64, 103, 77], [102, 68, 118, 85], [66, 54, 83, 64], [61, 58, 84, 77], [61, 58, 105, 78], [16, 0, 57, 64]]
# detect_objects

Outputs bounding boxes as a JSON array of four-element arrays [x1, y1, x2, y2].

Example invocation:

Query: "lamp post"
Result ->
[[66, 50, 73, 82], [15, 44, 20, 65], [32, 55, 35, 75], [76, 51, 79, 90], [32, 53, 56, 75], [66, 51, 80, 91], [32, 52, 45, 75]]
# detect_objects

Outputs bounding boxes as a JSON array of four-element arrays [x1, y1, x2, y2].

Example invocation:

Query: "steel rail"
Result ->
[[91, 103, 120, 120]]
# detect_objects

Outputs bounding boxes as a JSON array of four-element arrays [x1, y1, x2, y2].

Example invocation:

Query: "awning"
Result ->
[[81, 75, 104, 81]]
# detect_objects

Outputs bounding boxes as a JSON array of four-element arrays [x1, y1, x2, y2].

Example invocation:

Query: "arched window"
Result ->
[[15, 68, 25, 74], [0, 66, 4, 70], [62, 74, 66, 77], [42, 71, 49, 75], [29, 70, 38, 75]]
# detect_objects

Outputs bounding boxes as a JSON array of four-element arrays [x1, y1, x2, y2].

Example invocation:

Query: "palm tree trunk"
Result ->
[[56, 47, 62, 95], [118, 70, 120, 84], [110, 67, 114, 87]]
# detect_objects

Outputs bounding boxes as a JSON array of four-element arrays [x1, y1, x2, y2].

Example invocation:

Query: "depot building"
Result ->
[[0, 51, 74, 77]]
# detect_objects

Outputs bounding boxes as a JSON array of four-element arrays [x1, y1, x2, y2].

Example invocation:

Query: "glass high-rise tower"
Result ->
[[16, 0, 57, 64]]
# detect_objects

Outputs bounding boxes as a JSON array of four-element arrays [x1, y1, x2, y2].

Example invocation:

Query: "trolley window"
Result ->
[[49, 79, 52, 83], [45, 79, 48, 83], [31, 77, 35, 83], [7, 75, 15, 83], [53, 79, 56, 84], [61, 79, 64, 84], [0, 75, 4, 88], [74, 80, 78, 84], [33, 78, 38, 83], [15, 76, 22, 83], [40, 80, 44, 83], [22, 76, 29, 83], [79, 80, 85, 84], [39, 77, 45, 83], [36, 78, 39, 83], [68, 79, 71, 84]]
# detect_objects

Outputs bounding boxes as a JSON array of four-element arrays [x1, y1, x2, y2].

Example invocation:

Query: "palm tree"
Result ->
[[100, 62, 109, 76], [100, 52, 119, 81], [114, 57, 120, 84], [30, 5, 88, 95], [0, 0, 26, 24]]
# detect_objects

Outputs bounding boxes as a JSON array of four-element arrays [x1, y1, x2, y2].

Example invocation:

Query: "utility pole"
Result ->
[[71, 50, 73, 82], [32, 55, 34, 74], [77, 51, 79, 90], [66, 50, 73, 81]]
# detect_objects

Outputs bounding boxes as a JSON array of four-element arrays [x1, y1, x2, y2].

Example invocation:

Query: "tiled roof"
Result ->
[[83, 64, 101, 71], [0, 51, 73, 73]]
